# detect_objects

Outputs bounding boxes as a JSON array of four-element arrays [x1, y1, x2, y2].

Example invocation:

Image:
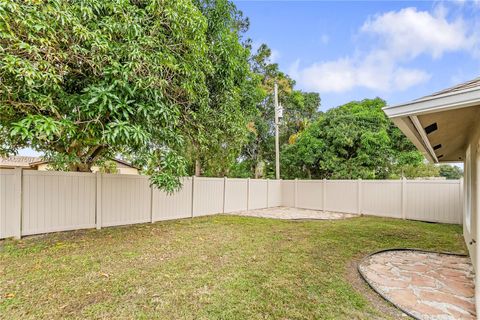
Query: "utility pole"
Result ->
[[274, 82, 280, 180]]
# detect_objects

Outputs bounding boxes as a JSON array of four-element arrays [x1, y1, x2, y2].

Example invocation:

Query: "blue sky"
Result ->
[[235, 0, 480, 111]]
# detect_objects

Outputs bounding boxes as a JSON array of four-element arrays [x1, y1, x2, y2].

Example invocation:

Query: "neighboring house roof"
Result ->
[[0, 156, 137, 170], [0, 156, 43, 168], [111, 158, 138, 169], [383, 76, 480, 163]]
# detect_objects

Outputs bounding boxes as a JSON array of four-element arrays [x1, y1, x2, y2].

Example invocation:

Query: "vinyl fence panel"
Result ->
[[152, 177, 192, 221], [325, 180, 358, 214], [296, 180, 323, 210], [248, 179, 268, 210], [267, 179, 282, 207], [101, 174, 151, 227], [361, 180, 402, 218], [405, 180, 462, 224], [281, 180, 295, 207], [0, 169, 19, 238], [193, 177, 224, 216], [22, 171, 96, 236], [224, 178, 248, 213]]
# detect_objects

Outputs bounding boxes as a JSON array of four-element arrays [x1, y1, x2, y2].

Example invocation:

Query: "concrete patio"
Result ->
[[359, 250, 475, 319], [229, 206, 357, 220]]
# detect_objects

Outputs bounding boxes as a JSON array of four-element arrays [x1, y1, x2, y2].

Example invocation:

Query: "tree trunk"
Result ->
[[255, 161, 264, 179], [195, 159, 201, 177], [305, 166, 311, 179], [77, 163, 91, 172], [68, 163, 92, 172]]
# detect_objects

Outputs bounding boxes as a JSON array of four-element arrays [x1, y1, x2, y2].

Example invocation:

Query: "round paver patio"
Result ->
[[358, 250, 475, 320]]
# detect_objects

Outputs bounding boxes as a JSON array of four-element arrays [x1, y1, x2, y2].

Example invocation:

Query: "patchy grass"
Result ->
[[0, 215, 465, 319]]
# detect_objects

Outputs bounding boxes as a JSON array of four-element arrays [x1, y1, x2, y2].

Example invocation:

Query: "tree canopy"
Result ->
[[281, 98, 429, 179], [182, 0, 258, 178], [0, 0, 438, 186], [0, 0, 253, 191], [233, 44, 322, 178], [439, 164, 463, 180]]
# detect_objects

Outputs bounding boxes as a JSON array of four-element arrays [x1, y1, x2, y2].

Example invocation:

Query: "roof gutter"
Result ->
[[384, 87, 480, 118]]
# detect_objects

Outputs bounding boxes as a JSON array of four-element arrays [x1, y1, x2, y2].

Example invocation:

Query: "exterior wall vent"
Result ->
[[424, 123, 438, 134]]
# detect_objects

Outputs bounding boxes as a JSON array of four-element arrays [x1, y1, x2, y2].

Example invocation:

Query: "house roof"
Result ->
[[384, 77, 480, 119], [418, 77, 480, 99], [383, 76, 480, 163], [0, 156, 138, 170], [0, 156, 43, 168], [112, 158, 138, 169]]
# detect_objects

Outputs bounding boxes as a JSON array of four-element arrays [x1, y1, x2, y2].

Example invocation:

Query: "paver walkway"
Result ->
[[229, 206, 357, 220], [359, 250, 475, 319]]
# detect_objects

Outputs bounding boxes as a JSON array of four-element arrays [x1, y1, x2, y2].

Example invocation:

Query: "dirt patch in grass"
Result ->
[[0, 215, 465, 319]]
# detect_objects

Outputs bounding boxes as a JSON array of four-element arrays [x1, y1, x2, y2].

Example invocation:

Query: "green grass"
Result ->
[[0, 215, 466, 319]]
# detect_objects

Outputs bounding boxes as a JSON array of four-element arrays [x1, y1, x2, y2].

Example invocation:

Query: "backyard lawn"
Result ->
[[0, 215, 466, 319]]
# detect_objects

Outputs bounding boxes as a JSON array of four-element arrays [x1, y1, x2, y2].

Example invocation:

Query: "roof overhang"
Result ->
[[384, 86, 480, 163]]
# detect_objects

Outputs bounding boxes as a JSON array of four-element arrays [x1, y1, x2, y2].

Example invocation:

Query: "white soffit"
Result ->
[[384, 79, 480, 163]]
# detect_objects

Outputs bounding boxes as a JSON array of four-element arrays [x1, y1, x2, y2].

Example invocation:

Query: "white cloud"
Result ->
[[360, 7, 473, 59], [392, 68, 432, 91], [298, 59, 355, 93], [296, 56, 430, 93], [293, 7, 478, 93]]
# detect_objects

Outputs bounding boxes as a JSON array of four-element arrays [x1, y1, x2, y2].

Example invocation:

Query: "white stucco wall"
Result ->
[[462, 115, 480, 312], [463, 119, 480, 272]]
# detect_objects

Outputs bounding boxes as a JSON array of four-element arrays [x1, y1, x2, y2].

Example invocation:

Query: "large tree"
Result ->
[[281, 98, 426, 179], [0, 0, 251, 190], [183, 0, 258, 177], [236, 44, 321, 178], [439, 164, 463, 180]]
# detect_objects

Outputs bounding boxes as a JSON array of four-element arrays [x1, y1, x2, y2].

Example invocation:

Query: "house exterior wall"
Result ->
[[36, 163, 49, 171], [37, 162, 139, 175], [464, 122, 480, 272], [90, 166, 139, 175], [462, 115, 480, 312]]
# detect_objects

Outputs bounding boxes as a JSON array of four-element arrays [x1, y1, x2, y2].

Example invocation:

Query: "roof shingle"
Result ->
[[0, 156, 42, 168], [419, 77, 480, 100]]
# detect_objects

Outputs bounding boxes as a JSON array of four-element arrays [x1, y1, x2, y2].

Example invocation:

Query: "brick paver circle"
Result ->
[[358, 250, 475, 319]]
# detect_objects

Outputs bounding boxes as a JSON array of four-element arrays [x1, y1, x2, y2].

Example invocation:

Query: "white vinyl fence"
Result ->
[[288, 179, 463, 224], [0, 169, 462, 239], [0, 170, 281, 239]]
